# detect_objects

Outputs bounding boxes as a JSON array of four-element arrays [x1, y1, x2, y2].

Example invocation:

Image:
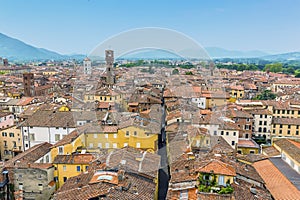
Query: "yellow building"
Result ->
[[53, 154, 94, 188], [42, 71, 59, 76], [84, 122, 159, 152], [202, 92, 230, 109], [230, 85, 245, 99], [271, 118, 300, 138], [237, 138, 260, 155], [84, 87, 123, 103], [264, 101, 300, 118], [0, 125, 23, 160], [50, 129, 84, 162]]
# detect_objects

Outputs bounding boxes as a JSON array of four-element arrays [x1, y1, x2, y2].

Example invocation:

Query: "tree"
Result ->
[[254, 90, 276, 100], [185, 71, 193, 75], [264, 63, 283, 73], [172, 68, 179, 75]]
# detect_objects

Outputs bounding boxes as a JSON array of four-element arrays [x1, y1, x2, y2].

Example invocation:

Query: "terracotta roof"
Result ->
[[53, 154, 94, 164], [52, 129, 82, 147], [197, 159, 236, 176], [253, 159, 300, 200], [237, 139, 260, 148]]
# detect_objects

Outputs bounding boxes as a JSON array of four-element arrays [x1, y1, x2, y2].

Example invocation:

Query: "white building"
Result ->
[[20, 110, 98, 150]]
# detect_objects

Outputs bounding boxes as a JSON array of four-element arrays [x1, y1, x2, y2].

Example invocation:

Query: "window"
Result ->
[[63, 165, 66, 171], [233, 132, 236, 136], [245, 125, 250, 130], [85, 166, 89, 171], [89, 143, 94, 148], [288, 125, 291, 129], [237, 150, 242, 154], [282, 110, 285, 114], [265, 115, 267, 118], [94, 134, 97, 138], [258, 127, 262, 132], [98, 143, 102, 148], [226, 132, 229, 136], [221, 131, 224, 135], [105, 134, 108, 138], [55, 134, 60, 141], [54, 177, 58, 182], [56, 127, 59, 130], [113, 143, 117, 148], [13, 141, 16, 148], [58, 147, 63, 155], [134, 131, 137, 136], [2, 132, 7, 137], [136, 143, 141, 148], [125, 131, 129, 137], [263, 128, 267, 132], [105, 143, 110, 148], [264, 121, 267, 125], [4, 141, 7, 147], [250, 151, 255, 154], [287, 110, 290, 114], [259, 121, 262, 125], [296, 131, 299, 135], [280, 124, 283, 128], [63, 177, 67, 182], [76, 166, 81, 172], [124, 143, 128, 147], [46, 155, 49, 163], [19, 183, 23, 190], [279, 130, 282, 134], [218, 175, 225, 186], [287, 130, 291, 135], [292, 111, 294, 115], [260, 115, 262, 118], [231, 141, 235, 146], [246, 118, 250, 122], [179, 190, 188, 200], [213, 131, 217, 135], [113, 134, 117, 138]]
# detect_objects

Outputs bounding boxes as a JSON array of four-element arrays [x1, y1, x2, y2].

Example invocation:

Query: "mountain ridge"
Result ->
[[0, 32, 299, 61]]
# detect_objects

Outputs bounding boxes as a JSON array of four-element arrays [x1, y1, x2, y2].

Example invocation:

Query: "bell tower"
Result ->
[[105, 50, 115, 86]]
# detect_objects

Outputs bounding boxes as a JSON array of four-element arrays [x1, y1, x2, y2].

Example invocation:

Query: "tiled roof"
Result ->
[[262, 146, 280, 157], [5, 142, 52, 168], [197, 159, 236, 176], [237, 139, 260, 148], [253, 159, 300, 199], [54, 170, 156, 200], [274, 139, 300, 163], [52, 129, 82, 147], [23, 110, 76, 127], [53, 154, 94, 164]]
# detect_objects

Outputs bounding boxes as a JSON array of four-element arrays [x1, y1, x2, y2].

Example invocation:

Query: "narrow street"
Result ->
[[158, 92, 170, 200]]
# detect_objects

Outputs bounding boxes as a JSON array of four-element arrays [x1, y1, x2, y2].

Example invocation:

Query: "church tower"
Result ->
[[83, 57, 92, 75], [105, 50, 115, 86]]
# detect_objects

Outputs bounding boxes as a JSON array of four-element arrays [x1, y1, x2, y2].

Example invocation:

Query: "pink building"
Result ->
[[0, 112, 14, 129]]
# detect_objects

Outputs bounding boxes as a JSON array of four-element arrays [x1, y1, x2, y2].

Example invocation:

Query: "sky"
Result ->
[[0, 0, 300, 54]]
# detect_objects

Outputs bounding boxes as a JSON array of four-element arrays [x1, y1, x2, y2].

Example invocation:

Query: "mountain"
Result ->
[[261, 52, 300, 61], [205, 47, 269, 58], [0, 33, 85, 61]]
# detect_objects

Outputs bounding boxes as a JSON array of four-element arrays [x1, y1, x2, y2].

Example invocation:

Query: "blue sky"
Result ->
[[0, 0, 299, 54]]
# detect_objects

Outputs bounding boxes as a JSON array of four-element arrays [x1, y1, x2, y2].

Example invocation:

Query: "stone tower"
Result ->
[[83, 57, 92, 75], [105, 50, 115, 86], [23, 73, 35, 97]]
